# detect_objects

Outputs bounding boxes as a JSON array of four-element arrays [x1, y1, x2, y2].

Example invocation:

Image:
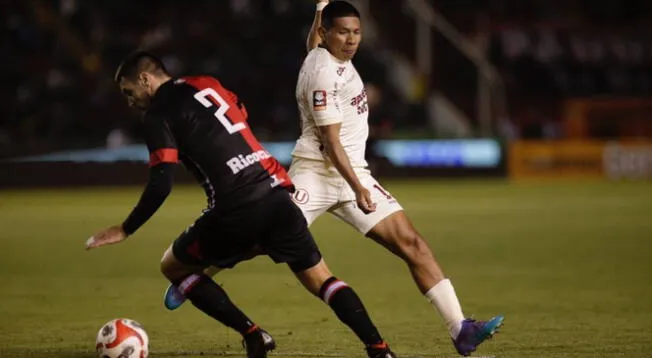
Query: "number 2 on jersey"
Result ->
[[194, 88, 245, 134]]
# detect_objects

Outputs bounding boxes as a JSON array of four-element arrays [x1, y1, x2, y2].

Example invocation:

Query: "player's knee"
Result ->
[[159, 255, 188, 282], [160, 260, 176, 281], [293, 257, 330, 296], [397, 230, 432, 264]]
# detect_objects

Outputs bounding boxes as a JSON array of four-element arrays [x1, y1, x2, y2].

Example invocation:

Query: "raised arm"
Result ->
[[307, 1, 329, 52]]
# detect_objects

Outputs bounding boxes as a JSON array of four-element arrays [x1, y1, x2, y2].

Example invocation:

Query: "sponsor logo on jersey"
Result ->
[[350, 88, 368, 114], [225, 150, 272, 174], [350, 88, 367, 106], [313, 90, 327, 111]]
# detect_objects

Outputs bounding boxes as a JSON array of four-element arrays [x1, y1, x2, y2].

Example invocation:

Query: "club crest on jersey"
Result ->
[[313, 90, 327, 111], [292, 188, 310, 204], [337, 67, 345, 76]]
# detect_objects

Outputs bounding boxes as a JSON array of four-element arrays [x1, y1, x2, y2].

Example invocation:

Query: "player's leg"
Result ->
[[164, 258, 254, 310], [261, 189, 395, 358], [162, 217, 275, 358], [160, 245, 257, 333], [291, 258, 396, 358], [332, 176, 502, 356], [366, 212, 503, 355], [163, 261, 224, 310], [164, 158, 333, 311]]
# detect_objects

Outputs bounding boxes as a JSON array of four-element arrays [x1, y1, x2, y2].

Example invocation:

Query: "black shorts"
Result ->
[[172, 189, 322, 272]]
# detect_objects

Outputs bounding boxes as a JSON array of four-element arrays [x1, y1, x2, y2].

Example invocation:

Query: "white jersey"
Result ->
[[292, 47, 369, 168]]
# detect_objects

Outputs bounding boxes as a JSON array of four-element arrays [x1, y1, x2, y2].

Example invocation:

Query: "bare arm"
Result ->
[[318, 123, 376, 213], [319, 123, 362, 191], [307, 1, 329, 52]]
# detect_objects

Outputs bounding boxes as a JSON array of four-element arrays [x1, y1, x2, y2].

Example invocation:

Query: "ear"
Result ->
[[137, 73, 149, 88], [318, 26, 328, 43]]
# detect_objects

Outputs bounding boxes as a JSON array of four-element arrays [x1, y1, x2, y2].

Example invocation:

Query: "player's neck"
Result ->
[[149, 75, 173, 96], [321, 46, 348, 64]]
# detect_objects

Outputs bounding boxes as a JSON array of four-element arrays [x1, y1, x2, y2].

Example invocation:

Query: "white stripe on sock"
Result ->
[[178, 274, 201, 295], [323, 280, 348, 304]]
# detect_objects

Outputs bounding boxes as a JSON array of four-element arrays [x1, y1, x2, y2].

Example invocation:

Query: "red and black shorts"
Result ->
[[172, 189, 322, 272]]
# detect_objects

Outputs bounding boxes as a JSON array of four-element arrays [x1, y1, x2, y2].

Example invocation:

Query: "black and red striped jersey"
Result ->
[[143, 75, 293, 211]]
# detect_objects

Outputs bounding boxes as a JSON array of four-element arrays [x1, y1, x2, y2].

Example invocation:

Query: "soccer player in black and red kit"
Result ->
[[84, 51, 397, 358]]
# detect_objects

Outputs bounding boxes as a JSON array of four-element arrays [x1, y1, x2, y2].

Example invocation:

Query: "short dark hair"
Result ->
[[322, 1, 360, 30], [114, 50, 168, 82]]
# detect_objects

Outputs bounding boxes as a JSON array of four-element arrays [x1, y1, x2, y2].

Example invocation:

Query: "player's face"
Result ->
[[323, 16, 361, 61], [118, 78, 150, 111]]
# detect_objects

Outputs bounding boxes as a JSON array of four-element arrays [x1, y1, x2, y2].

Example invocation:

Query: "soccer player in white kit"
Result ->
[[290, 2, 503, 356], [164, 1, 503, 356]]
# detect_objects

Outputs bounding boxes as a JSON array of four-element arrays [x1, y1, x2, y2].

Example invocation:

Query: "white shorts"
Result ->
[[288, 157, 403, 234]]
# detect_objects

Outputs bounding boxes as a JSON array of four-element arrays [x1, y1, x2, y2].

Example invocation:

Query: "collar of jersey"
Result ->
[[317, 47, 349, 65]]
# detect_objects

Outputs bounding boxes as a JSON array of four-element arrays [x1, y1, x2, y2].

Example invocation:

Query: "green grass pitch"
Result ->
[[1, 180, 651, 358]]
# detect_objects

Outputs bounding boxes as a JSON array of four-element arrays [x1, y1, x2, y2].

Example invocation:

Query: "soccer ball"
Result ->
[[95, 318, 149, 358]]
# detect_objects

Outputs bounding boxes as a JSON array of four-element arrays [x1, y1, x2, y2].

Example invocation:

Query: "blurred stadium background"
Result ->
[[1, 0, 651, 357]]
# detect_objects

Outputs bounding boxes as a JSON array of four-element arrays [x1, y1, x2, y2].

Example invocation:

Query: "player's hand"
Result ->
[[355, 187, 376, 214], [85, 225, 128, 250]]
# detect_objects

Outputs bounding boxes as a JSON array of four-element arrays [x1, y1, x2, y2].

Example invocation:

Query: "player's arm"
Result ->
[[309, 71, 376, 214], [122, 113, 179, 236], [120, 161, 175, 236], [318, 124, 362, 189], [307, 1, 329, 52], [319, 124, 375, 213], [86, 115, 178, 250]]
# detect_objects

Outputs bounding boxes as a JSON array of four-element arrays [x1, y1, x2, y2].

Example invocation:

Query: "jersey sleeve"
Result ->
[[143, 112, 179, 167], [307, 67, 343, 126], [225, 88, 249, 121]]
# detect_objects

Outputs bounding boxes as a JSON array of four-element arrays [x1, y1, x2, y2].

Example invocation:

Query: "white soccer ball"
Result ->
[[95, 318, 149, 358]]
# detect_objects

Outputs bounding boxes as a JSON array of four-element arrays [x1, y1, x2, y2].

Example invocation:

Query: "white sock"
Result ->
[[425, 278, 465, 339]]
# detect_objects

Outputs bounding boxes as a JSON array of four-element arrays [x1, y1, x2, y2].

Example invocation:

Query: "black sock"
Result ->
[[319, 277, 384, 346], [176, 274, 257, 335]]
